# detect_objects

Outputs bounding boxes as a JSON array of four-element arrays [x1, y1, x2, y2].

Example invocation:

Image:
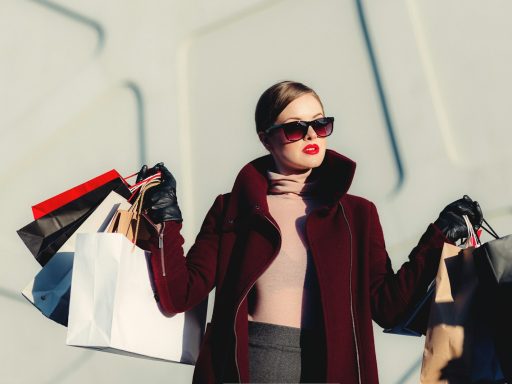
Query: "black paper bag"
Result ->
[[17, 178, 130, 266], [474, 234, 512, 381]]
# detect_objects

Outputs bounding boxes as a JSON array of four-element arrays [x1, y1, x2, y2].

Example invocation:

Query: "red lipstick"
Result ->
[[303, 144, 319, 155]]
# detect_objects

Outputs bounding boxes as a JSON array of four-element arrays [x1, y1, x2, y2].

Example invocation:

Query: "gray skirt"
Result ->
[[248, 321, 326, 383]]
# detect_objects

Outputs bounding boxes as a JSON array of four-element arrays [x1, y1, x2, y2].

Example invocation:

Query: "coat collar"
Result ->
[[229, 149, 356, 216]]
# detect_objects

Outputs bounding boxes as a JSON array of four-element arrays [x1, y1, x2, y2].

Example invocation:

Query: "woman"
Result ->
[[138, 81, 482, 383]]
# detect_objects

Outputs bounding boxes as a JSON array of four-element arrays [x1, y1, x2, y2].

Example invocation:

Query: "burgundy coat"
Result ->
[[144, 150, 446, 383]]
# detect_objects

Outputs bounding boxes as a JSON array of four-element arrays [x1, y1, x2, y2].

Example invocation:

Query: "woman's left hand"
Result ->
[[434, 195, 483, 242]]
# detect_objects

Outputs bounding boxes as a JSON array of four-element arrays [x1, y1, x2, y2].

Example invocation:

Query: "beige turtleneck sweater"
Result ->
[[247, 170, 323, 329]]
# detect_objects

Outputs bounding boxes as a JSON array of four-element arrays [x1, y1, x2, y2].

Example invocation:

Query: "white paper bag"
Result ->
[[66, 232, 206, 364], [21, 191, 130, 325]]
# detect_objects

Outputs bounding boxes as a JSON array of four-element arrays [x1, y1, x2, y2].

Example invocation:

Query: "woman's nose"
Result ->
[[304, 125, 318, 140]]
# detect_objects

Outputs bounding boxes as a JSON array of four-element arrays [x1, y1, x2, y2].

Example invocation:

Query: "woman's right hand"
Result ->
[[136, 162, 183, 223]]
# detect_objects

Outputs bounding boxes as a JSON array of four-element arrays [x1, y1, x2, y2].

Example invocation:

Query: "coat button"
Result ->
[[254, 204, 260, 210], [228, 219, 234, 224]]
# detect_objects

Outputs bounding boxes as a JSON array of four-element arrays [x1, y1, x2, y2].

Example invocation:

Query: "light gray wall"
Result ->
[[2, 0, 511, 383]]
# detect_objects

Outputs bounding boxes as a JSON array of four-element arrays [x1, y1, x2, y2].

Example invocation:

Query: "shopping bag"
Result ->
[[21, 191, 130, 326], [31, 169, 124, 220], [66, 232, 207, 363], [474, 234, 512, 285], [420, 242, 477, 383], [67, 182, 205, 363], [420, 216, 479, 383], [383, 227, 484, 338], [17, 177, 131, 266], [420, 217, 505, 383], [474, 234, 512, 381]]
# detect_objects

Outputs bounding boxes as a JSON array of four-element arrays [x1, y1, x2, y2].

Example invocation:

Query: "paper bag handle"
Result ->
[[463, 214, 480, 247], [107, 179, 160, 243]]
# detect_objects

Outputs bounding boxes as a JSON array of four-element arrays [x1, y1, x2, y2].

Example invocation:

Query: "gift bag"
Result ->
[[17, 176, 131, 266], [66, 182, 207, 363], [21, 191, 130, 326]]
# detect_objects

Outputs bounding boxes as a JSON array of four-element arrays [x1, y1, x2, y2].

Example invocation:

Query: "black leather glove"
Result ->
[[434, 195, 483, 242], [136, 162, 182, 223]]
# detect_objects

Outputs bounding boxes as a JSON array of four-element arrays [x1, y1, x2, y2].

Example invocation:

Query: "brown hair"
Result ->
[[254, 80, 324, 134]]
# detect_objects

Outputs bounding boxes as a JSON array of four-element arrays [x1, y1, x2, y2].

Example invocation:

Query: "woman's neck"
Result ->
[[267, 169, 317, 195]]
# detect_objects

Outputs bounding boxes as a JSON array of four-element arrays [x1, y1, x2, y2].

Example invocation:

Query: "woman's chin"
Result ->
[[286, 158, 324, 173], [300, 153, 325, 169]]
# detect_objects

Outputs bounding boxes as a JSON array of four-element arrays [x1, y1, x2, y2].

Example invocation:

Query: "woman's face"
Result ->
[[260, 93, 327, 175]]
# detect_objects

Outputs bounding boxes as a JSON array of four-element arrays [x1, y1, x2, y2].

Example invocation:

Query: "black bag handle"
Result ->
[[481, 217, 500, 239], [463, 194, 500, 240]]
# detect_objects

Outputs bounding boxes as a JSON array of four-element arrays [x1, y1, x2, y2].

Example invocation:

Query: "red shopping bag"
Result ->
[[31, 169, 126, 219]]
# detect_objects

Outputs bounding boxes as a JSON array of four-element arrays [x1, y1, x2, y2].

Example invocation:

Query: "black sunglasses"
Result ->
[[264, 117, 334, 142]]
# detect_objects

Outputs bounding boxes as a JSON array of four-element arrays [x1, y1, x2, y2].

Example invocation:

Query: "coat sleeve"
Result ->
[[141, 194, 225, 316], [367, 202, 447, 329]]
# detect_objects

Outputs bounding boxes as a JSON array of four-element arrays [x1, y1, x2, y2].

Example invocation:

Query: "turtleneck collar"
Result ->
[[267, 169, 318, 196], [227, 150, 357, 216]]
